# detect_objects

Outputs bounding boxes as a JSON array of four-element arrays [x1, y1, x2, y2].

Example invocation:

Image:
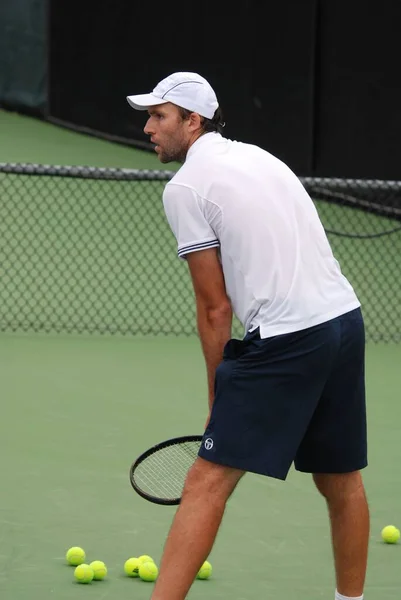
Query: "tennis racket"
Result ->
[[129, 435, 203, 505]]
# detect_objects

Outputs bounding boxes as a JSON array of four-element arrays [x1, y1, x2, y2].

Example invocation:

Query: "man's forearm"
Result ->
[[196, 304, 232, 410]]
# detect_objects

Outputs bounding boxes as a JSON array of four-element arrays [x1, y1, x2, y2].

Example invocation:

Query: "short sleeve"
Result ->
[[163, 183, 220, 259]]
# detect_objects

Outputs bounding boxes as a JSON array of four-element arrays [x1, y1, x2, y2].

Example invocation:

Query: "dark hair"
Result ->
[[178, 106, 226, 135]]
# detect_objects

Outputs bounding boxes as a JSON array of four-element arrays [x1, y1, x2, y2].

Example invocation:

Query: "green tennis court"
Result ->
[[0, 109, 400, 599]]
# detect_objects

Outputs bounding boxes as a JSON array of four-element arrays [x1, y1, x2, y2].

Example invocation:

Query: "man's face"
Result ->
[[143, 103, 192, 163]]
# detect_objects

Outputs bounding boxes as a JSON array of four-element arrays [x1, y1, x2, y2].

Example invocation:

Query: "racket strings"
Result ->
[[132, 441, 201, 500]]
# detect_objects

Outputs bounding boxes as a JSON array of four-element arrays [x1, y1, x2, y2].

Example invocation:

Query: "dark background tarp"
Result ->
[[2, 0, 401, 180], [0, 0, 47, 116], [47, 0, 317, 175], [313, 2, 401, 179]]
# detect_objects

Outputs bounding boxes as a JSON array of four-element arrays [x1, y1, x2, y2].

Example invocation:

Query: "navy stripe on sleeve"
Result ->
[[177, 239, 220, 258]]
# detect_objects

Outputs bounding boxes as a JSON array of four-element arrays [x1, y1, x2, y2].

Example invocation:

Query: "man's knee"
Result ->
[[313, 470, 366, 503], [182, 457, 245, 502]]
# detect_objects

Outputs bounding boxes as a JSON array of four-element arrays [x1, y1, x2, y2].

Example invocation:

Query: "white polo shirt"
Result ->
[[162, 132, 360, 338]]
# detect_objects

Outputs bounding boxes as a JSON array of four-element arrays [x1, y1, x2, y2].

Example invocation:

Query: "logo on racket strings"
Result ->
[[204, 438, 214, 450]]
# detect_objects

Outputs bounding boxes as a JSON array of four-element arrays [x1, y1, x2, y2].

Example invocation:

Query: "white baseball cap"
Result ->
[[126, 72, 219, 119]]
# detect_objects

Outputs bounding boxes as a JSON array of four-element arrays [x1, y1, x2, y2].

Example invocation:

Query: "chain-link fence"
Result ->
[[0, 163, 400, 342]]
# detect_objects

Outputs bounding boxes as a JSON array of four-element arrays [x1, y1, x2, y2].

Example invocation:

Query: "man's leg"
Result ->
[[313, 471, 369, 597], [151, 456, 245, 600]]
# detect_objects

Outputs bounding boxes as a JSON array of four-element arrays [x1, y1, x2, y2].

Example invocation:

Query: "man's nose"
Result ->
[[144, 118, 153, 135]]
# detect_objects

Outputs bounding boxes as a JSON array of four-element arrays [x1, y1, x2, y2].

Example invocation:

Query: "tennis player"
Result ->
[[127, 72, 369, 600]]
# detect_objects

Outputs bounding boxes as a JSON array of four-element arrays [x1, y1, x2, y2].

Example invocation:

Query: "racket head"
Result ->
[[129, 435, 203, 505]]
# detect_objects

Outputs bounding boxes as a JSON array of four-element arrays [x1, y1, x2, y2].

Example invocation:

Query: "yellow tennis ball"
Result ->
[[89, 560, 107, 580], [138, 554, 155, 564], [381, 525, 400, 544], [124, 557, 140, 577], [66, 546, 86, 566], [197, 560, 212, 579], [74, 564, 94, 584], [139, 561, 159, 582]]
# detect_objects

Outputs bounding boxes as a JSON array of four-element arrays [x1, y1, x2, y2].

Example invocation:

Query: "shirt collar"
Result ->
[[186, 132, 223, 161]]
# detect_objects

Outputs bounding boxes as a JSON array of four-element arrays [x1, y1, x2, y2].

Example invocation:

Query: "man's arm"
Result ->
[[186, 248, 232, 413]]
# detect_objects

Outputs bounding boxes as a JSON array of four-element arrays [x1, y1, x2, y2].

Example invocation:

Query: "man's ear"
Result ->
[[188, 111, 203, 132]]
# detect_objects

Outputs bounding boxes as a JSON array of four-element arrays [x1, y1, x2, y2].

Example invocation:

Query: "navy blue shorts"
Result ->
[[198, 308, 367, 480]]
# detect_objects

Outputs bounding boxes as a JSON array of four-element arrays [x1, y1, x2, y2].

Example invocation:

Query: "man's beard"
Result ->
[[158, 143, 187, 164]]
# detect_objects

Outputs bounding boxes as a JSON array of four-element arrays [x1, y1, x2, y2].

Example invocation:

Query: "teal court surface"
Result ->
[[0, 109, 400, 599]]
